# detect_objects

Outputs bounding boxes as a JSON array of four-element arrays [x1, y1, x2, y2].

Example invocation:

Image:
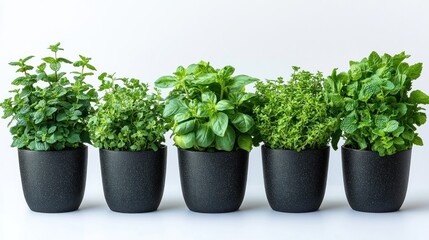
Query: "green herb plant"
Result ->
[[0, 43, 98, 151], [155, 61, 260, 152], [88, 73, 167, 151], [255, 67, 338, 151], [325, 51, 428, 156]]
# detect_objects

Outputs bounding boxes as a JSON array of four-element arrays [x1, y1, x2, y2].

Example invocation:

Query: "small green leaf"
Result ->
[[413, 135, 423, 146], [49, 62, 61, 71], [341, 114, 357, 134], [174, 119, 195, 135], [48, 126, 57, 134], [66, 133, 81, 144], [216, 100, 234, 111], [229, 75, 258, 90], [202, 92, 217, 103], [238, 134, 252, 151], [174, 132, 195, 149], [350, 64, 362, 80], [407, 63, 422, 80], [384, 120, 399, 132], [194, 73, 217, 85], [409, 90, 429, 104], [215, 126, 236, 151], [196, 123, 215, 148]]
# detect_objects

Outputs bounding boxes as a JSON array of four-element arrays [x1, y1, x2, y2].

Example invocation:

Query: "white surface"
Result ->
[[1, 0, 429, 239]]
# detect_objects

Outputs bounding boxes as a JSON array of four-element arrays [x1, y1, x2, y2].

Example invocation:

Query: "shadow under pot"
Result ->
[[261, 145, 329, 213], [178, 148, 249, 213], [342, 146, 411, 213], [99, 146, 167, 213], [18, 145, 88, 213]]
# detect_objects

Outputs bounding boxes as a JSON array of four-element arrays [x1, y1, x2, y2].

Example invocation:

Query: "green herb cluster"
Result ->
[[155, 61, 260, 151], [325, 52, 429, 156], [88, 73, 167, 151], [0, 43, 97, 151], [255, 67, 337, 151]]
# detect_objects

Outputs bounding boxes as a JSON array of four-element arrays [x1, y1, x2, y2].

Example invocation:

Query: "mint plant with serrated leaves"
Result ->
[[255, 67, 338, 151], [325, 51, 428, 156], [155, 61, 260, 152], [0, 43, 98, 151], [88, 73, 167, 151]]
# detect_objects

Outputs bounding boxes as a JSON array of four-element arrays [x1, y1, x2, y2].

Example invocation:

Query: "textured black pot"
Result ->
[[18, 146, 88, 213], [100, 146, 167, 213], [262, 145, 329, 213], [178, 148, 249, 213], [342, 146, 411, 212]]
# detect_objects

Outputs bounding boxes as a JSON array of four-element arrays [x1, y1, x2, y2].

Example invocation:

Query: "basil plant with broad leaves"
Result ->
[[87, 73, 167, 151], [155, 61, 260, 152], [325, 51, 428, 156], [0, 43, 98, 151], [254, 67, 339, 151]]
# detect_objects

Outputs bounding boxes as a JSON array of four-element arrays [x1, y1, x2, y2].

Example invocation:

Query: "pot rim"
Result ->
[[100, 144, 167, 154], [262, 144, 330, 152], [341, 145, 412, 155], [18, 144, 88, 153], [177, 147, 248, 154]]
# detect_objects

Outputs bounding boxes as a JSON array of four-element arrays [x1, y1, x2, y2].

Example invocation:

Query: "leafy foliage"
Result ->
[[155, 61, 260, 151], [88, 73, 167, 151], [0, 43, 98, 150], [325, 51, 428, 156], [255, 67, 338, 151]]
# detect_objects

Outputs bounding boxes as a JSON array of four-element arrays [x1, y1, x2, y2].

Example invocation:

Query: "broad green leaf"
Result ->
[[409, 90, 429, 104], [232, 113, 254, 133], [341, 114, 357, 134], [174, 132, 195, 149], [66, 133, 81, 144], [154, 76, 178, 88], [216, 100, 234, 111], [384, 120, 399, 132], [350, 64, 362, 80], [174, 119, 195, 135], [194, 73, 217, 85], [196, 123, 215, 148], [163, 99, 187, 117], [209, 112, 229, 136], [49, 62, 61, 71], [413, 135, 423, 146], [238, 134, 252, 151], [202, 92, 217, 103], [215, 126, 236, 151], [407, 63, 423, 80], [229, 75, 258, 90]]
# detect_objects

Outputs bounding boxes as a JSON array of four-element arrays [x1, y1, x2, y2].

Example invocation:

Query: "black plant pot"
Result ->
[[100, 146, 167, 213], [18, 146, 88, 213], [178, 148, 249, 213], [342, 146, 411, 213], [262, 145, 329, 213]]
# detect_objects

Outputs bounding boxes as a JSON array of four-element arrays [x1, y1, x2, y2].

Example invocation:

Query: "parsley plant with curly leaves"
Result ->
[[255, 67, 338, 151], [0, 43, 97, 151], [155, 61, 260, 152], [88, 73, 167, 151], [325, 51, 428, 156]]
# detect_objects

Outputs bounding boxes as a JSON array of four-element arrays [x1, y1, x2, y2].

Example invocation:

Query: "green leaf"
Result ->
[[229, 75, 258, 89], [232, 113, 254, 133], [384, 120, 399, 132], [202, 92, 217, 103], [48, 126, 57, 134], [341, 114, 357, 134], [209, 112, 229, 136], [174, 119, 195, 135], [33, 111, 44, 124], [413, 135, 423, 146], [174, 132, 195, 149], [163, 99, 187, 117], [154, 76, 178, 88], [215, 126, 236, 151], [194, 73, 217, 85], [42, 57, 56, 64], [56, 113, 68, 122], [66, 133, 81, 144], [49, 62, 61, 71], [196, 123, 215, 148], [216, 100, 234, 111], [407, 63, 423, 80], [409, 90, 429, 104], [350, 64, 362, 80], [238, 134, 252, 151]]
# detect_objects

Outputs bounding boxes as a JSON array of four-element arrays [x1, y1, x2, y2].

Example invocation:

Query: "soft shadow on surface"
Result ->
[[158, 200, 186, 211], [78, 201, 106, 211], [400, 200, 429, 212], [319, 200, 348, 211], [240, 199, 268, 211]]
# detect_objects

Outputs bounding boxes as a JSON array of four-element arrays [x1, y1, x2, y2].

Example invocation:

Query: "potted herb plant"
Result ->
[[88, 73, 168, 213], [254, 67, 338, 213], [0, 43, 97, 213], [155, 61, 259, 213], [326, 51, 428, 212]]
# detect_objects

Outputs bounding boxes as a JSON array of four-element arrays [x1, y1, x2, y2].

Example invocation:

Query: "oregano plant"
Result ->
[[155, 61, 260, 152], [87, 73, 167, 151], [325, 51, 428, 156], [0, 43, 98, 151], [255, 67, 338, 151]]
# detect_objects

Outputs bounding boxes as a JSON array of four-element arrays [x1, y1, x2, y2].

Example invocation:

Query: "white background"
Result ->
[[1, 0, 429, 239]]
